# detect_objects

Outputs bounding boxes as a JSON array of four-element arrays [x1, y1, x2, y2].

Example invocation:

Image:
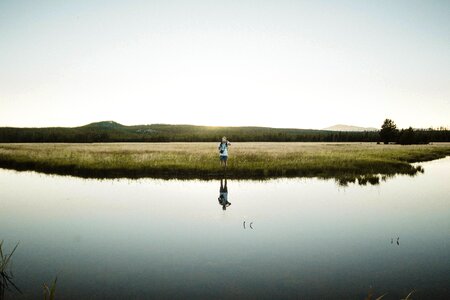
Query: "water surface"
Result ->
[[1, 158, 449, 299]]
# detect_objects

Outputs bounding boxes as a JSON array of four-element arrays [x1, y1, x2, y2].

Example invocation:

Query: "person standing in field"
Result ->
[[218, 136, 231, 168]]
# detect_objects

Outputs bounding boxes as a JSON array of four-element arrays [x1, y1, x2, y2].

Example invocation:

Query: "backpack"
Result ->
[[219, 142, 227, 154]]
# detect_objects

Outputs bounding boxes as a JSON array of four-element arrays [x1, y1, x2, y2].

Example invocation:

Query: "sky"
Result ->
[[0, 0, 449, 129]]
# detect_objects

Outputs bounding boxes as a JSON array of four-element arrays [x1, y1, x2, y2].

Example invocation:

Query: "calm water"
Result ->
[[1, 158, 450, 299]]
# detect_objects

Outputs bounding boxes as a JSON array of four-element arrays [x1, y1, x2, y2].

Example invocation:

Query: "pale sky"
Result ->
[[1, 0, 449, 129]]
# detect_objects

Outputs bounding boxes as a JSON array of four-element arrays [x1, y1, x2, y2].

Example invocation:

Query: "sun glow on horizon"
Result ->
[[1, 0, 449, 129]]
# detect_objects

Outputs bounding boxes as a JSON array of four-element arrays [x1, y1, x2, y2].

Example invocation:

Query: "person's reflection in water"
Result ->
[[218, 178, 231, 210]]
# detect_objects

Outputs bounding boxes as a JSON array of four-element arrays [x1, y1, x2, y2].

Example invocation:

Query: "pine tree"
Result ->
[[380, 119, 398, 144]]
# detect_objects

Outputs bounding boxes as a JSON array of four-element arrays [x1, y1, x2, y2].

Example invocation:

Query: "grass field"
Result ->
[[0, 143, 449, 183]]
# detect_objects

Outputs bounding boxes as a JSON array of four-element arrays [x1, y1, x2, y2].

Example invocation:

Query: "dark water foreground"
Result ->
[[0, 158, 449, 299]]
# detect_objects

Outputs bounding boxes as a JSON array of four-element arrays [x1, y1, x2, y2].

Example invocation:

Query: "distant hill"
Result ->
[[0, 121, 448, 143], [82, 121, 125, 129], [323, 124, 378, 132], [0, 121, 380, 143]]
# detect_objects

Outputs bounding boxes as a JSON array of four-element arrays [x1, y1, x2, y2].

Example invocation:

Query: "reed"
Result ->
[[43, 277, 57, 300], [0, 241, 20, 298], [365, 288, 415, 300]]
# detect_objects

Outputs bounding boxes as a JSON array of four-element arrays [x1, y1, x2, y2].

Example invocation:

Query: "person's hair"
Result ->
[[222, 136, 227, 142]]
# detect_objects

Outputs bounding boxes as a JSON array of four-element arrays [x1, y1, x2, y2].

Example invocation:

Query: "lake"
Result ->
[[1, 157, 449, 299]]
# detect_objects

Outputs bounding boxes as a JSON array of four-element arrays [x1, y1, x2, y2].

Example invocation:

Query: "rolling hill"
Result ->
[[0, 121, 448, 143], [323, 124, 378, 132], [0, 121, 379, 142]]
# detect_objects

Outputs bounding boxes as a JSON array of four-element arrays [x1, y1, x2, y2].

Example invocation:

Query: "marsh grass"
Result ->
[[0, 143, 449, 182], [401, 290, 414, 300], [0, 241, 20, 299], [43, 277, 57, 300], [364, 288, 415, 300]]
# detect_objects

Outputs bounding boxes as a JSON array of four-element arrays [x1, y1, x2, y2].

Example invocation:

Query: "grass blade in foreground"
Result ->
[[0, 241, 21, 299], [43, 277, 57, 300]]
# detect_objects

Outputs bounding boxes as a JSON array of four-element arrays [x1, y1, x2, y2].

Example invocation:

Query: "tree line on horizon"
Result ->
[[379, 119, 447, 145], [0, 121, 448, 143]]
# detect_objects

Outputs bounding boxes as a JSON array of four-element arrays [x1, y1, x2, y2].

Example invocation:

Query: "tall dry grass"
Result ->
[[0, 143, 449, 180]]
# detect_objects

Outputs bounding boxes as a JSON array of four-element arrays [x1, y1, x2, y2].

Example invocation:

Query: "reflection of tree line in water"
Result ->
[[336, 165, 424, 186], [217, 164, 425, 189]]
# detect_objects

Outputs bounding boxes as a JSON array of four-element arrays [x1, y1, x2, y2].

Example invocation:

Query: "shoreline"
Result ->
[[1, 143, 449, 183]]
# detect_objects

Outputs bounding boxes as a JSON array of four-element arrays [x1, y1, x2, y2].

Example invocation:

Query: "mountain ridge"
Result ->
[[1, 121, 448, 143], [0, 120, 380, 143]]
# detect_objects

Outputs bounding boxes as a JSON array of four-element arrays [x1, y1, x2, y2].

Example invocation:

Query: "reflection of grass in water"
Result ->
[[365, 290, 387, 300], [43, 277, 57, 300], [365, 288, 414, 300], [401, 290, 414, 300], [0, 241, 20, 298], [0, 143, 449, 182]]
